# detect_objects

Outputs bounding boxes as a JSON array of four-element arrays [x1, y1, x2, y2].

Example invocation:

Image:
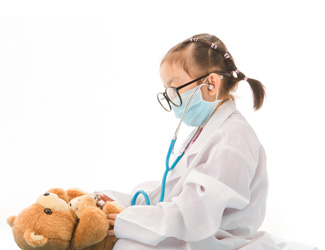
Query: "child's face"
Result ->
[[160, 62, 220, 102]]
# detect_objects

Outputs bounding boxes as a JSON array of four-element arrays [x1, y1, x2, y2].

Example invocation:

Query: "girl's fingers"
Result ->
[[94, 192, 114, 202], [107, 229, 115, 236], [106, 213, 118, 220], [108, 219, 115, 226]]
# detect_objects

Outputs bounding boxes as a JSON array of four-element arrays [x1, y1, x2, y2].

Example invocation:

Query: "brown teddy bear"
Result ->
[[7, 188, 125, 250]]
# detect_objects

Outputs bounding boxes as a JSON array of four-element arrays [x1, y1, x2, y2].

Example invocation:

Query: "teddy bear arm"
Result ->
[[103, 201, 125, 214], [71, 207, 109, 250]]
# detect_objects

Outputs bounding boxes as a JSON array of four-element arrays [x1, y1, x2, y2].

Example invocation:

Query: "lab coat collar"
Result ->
[[165, 99, 237, 184], [187, 98, 237, 154], [205, 98, 236, 130]]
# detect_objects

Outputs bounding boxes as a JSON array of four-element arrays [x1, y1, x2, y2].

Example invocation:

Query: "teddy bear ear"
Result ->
[[24, 228, 48, 247], [7, 216, 16, 227], [66, 188, 88, 202], [46, 188, 69, 203]]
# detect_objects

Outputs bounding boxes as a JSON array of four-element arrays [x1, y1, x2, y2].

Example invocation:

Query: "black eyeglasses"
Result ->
[[157, 70, 231, 112]]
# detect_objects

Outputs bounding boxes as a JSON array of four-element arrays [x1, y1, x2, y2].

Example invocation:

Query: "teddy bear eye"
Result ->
[[43, 208, 52, 215]]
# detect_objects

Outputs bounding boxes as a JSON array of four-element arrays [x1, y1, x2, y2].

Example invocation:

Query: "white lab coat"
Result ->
[[99, 99, 317, 250]]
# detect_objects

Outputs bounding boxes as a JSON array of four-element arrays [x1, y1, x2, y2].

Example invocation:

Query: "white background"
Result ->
[[0, 1, 324, 249]]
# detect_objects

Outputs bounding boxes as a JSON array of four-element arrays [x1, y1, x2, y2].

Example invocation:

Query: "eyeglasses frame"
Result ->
[[157, 70, 232, 112]]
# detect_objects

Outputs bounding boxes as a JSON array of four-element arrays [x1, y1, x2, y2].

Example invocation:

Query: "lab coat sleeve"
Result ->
[[114, 145, 257, 246]]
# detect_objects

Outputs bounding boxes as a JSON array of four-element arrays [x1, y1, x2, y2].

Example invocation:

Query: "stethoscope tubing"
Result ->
[[159, 139, 185, 202], [131, 81, 208, 206]]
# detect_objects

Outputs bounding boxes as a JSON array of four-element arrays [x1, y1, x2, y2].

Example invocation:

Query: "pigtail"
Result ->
[[236, 71, 266, 110], [223, 52, 266, 111]]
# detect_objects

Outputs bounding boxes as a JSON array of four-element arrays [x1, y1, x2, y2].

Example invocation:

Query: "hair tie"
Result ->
[[190, 38, 198, 42], [211, 43, 218, 49], [235, 69, 240, 74], [224, 52, 230, 59], [244, 76, 248, 81]]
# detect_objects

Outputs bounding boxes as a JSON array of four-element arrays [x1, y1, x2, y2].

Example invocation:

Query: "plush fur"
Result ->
[[7, 188, 125, 250]]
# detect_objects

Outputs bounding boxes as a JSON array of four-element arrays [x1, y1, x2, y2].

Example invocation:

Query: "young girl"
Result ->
[[96, 34, 316, 250]]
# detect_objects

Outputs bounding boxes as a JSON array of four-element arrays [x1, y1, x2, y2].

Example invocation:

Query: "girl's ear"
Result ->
[[207, 73, 221, 97]]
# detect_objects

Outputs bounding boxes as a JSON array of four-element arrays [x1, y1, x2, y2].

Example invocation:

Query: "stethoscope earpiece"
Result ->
[[208, 84, 215, 90]]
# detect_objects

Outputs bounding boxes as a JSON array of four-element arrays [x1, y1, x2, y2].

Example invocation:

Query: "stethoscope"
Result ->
[[131, 80, 213, 206]]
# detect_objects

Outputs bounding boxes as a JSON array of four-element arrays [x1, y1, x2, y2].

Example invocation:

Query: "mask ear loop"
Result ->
[[199, 76, 223, 128]]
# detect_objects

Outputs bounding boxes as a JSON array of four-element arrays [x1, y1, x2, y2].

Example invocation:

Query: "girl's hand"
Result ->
[[94, 192, 114, 202], [107, 213, 118, 242]]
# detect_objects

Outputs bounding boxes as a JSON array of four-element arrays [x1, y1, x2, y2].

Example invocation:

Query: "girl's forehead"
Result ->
[[160, 62, 189, 77], [160, 62, 192, 87]]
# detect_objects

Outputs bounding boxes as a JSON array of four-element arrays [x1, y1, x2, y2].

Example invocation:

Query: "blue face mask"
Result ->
[[172, 85, 222, 127]]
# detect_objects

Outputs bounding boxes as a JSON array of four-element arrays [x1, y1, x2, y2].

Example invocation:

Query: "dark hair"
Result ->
[[160, 33, 266, 110]]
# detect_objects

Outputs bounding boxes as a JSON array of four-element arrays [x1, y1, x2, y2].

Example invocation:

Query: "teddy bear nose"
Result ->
[[44, 193, 50, 196]]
